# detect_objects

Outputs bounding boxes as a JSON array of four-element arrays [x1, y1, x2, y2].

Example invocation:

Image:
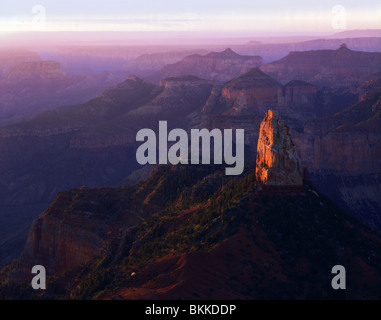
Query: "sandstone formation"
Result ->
[[10, 186, 144, 280], [255, 110, 303, 185], [284, 80, 317, 105], [221, 68, 284, 115], [293, 81, 381, 173]]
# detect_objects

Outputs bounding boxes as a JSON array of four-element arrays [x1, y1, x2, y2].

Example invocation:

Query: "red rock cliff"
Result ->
[[255, 110, 303, 185], [10, 187, 144, 281]]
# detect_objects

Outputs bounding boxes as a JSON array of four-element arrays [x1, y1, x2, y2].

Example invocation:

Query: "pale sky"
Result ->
[[0, 0, 380, 34]]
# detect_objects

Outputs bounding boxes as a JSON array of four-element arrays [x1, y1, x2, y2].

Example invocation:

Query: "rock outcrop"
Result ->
[[10, 186, 145, 281], [293, 82, 381, 173], [149, 48, 262, 83], [284, 80, 317, 105], [126, 49, 208, 75], [255, 110, 303, 185], [220, 68, 285, 115], [261, 45, 381, 88]]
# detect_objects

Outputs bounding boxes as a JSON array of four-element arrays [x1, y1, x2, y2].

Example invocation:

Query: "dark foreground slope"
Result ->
[[1, 164, 381, 300]]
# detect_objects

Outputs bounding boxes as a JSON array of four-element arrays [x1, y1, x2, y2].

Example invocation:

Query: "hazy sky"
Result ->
[[0, 0, 380, 34]]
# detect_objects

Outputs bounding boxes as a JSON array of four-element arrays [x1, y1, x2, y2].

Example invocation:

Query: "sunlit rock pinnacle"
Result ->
[[255, 110, 303, 185]]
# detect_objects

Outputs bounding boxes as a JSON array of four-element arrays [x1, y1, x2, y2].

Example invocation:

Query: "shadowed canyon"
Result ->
[[0, 35, 380, 299]]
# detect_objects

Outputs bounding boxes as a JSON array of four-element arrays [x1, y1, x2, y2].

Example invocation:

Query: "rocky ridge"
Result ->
[[261, 44, 381, 88], [149, 48, 262, 83]]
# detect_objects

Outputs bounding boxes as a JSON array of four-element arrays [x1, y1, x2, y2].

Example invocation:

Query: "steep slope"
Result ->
[[2, 161, 381, 299], [295, 85, 381, 173], [292, 82, 381, 229], [220, 68, 284, 115], [11, 186, 146, 280], [124, 75, 215, 124], [5, 165, 221, 284]]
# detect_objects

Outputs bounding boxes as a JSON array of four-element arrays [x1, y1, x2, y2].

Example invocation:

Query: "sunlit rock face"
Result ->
[[255, 110, 303, 186]]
